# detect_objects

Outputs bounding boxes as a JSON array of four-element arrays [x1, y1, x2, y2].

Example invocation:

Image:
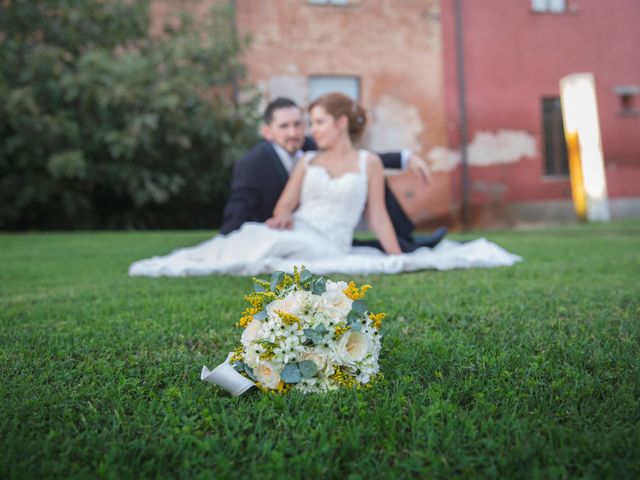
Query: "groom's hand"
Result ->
[[408, 153, 433, 185], [266, 213, 293, 230]]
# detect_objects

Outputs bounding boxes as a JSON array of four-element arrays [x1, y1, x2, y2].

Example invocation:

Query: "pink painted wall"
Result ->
[[440, 0, 640, 219]]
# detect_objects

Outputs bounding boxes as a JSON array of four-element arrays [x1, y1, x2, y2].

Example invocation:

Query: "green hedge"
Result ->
[[0, 0, 260, 229]]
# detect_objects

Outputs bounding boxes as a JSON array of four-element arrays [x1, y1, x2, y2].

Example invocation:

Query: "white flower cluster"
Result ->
[[232, 269, 384, 394]]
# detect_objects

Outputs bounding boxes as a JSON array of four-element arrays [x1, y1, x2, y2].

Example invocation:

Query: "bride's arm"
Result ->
[[366, 154, 402, 254], [266, 159, 306, 229]]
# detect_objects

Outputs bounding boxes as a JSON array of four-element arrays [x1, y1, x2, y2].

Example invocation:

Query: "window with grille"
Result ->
[[542, 97, 569, 176], [532, 0, 566, 13]]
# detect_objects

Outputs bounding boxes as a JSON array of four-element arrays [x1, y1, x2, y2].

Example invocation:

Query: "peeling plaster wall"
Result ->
[[366, 96, 423, 153], [427, 130, 537, 172]]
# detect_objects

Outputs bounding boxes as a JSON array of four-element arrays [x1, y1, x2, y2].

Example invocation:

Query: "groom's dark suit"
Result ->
[[220, 138, 415, 249]]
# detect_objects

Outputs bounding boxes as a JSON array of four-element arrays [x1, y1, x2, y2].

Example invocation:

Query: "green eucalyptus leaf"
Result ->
[[244, 364, 256, 381], [311, 277, 327, 295], [298, 360, 318, 379], [300, 268, 313, 284], [352, 300, 368, 315], [304, 323, 329, 345], [270, 271, 285, 291], [303, 328, 320, 345], [315, 324, 328, 335], [254, 283, 266, 293], [280, 363, 301, 384], [253, 310, 267, 321], [232, 360, 245, 373], [347, 310, 361, 325]]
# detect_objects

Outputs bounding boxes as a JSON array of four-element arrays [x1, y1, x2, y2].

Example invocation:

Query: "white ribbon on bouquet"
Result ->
[[200, 353, 256, 396]]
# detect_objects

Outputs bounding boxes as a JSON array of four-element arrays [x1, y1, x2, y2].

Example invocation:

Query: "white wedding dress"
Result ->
[[129, 151, 521, 277]]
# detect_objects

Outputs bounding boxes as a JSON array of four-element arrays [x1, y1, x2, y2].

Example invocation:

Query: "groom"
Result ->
[[220, 97, 446, 252]]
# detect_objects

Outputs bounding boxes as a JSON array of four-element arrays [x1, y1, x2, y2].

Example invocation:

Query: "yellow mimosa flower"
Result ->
[[343, 281, 372, 300], [369, 312, 385, 330]]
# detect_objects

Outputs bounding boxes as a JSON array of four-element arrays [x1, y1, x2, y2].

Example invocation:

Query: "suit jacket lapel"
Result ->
[[266, 143, 290, 186]]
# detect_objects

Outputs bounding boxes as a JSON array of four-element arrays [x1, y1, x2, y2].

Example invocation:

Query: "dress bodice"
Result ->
[[293, 150, 369, 252]]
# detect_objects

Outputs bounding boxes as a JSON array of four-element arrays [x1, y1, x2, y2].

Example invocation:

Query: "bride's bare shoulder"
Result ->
[[301, 150, 319, 165], [363, 151, 383, 172]]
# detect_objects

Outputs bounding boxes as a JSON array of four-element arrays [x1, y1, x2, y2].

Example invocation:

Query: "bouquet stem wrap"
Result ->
[[201, 353, 256, 396]]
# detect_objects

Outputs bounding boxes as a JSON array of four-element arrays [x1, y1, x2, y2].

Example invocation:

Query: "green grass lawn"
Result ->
[[1, 221, 639, 479]]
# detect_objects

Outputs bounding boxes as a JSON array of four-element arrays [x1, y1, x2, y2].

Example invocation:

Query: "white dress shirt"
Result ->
[[272, 142, 304, 174]]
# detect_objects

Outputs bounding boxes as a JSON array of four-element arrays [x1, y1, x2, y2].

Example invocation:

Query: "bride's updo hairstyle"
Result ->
[[309, 92, 367, 143]]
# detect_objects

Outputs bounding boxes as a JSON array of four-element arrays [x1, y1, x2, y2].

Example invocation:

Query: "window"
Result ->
[[541, 97, 569, 176], [308, 76, 360, 102], [532, 0, 566, 13], [614, 85, 640, 116]]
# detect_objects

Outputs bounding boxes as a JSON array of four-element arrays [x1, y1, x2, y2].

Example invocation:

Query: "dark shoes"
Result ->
[[414, 227, 448, 249], [399, 227, 448, 252]]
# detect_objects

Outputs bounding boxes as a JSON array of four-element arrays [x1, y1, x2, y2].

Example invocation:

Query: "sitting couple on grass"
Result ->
[[129, 93, 520, 277]]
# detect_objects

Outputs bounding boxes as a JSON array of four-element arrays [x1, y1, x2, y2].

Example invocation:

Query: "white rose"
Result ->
[[244, 344, 260, 368], [299, 351, 327, 371], [337, 331, 370, 366], [268, 290, 310, 317], [324, 281, 352, 311], [241, 319, 264, 346], [325, 280, 348, 293], [254, 360, 281, 389], [321, 292, 352, 322]]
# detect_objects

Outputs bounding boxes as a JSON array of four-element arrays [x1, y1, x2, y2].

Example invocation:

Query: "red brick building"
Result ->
[[153, 0, 640, 228], [441, 0, 640, 226]]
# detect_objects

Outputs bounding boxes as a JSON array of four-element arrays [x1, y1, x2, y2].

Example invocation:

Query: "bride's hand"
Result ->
[[266, 213, 293, 230], [407, 153, 433, 185]]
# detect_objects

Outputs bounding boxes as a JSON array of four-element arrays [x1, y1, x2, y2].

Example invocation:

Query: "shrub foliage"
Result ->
[[0, 0, 260, 229]]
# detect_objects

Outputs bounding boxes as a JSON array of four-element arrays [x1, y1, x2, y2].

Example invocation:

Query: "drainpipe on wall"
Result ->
[[454, 0, 471, 229], [229, 0, 239, 113]]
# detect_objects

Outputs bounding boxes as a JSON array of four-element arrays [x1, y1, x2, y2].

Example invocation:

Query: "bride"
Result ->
[[129, 93, 520, 277]]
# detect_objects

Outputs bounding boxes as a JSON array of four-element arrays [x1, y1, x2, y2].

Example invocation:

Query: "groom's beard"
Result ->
[[282, 138, 304, 155]]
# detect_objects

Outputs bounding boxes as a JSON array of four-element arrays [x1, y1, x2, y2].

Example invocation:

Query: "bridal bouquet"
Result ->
[[201, 267, 384, 395]]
